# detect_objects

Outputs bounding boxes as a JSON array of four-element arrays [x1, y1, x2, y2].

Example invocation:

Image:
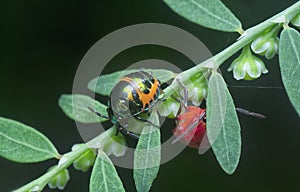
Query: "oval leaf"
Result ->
[[59, 94, 108, 123], [0, 117, 59, 163], [90, 151, 125, 192], [206, 72, 241, 174], [163, 0, 242, 32], [88, 69, 176, 96], [134, 113, 161, 192], [279, 28, 300, 116], [206, 72, 226, 141]]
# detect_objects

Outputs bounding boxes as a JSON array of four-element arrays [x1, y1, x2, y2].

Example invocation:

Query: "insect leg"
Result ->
[[175, 77, 188, 108], [134, 116, 160, 128], [117, 125, 140, 139], [87, 106, 109, 119]]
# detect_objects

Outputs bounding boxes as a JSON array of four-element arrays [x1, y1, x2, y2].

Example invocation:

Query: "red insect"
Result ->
[[171, 78, 265, 151], [172, 106, 207, 149], [172, 105, 265, 150], [171, 78, 210, 151]]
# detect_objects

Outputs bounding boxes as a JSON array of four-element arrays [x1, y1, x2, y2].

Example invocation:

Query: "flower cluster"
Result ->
[[102, 133, 127, 157], [184, 71, 208, 106], [228, 25, 282, 80], [72, 144, 96, 172], [47, 166, 70, 190], [251, 25, 280, 59], [158, 70, 208, 118], [228, 45, 268, 80]]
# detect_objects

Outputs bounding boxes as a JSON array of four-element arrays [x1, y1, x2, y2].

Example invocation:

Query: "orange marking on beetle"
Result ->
[[120, 76, 160, 110]]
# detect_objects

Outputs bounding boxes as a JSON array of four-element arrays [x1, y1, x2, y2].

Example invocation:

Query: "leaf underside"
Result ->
[[59, 94, 108, 123], [90, 151, 125, 192], [163, 0, 242, 32], [279, 28, 300, 116], [206, 72, 241, 174], [134, 113, 161, 192], [0, 117, 59, 163]]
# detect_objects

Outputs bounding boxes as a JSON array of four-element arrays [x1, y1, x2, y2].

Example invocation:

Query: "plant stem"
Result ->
[[164, 1, 300, 97], [213, 1, 299, 67], [13, 128, 115, 192]]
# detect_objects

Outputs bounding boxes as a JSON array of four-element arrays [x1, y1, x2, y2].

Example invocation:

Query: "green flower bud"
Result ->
[[72, 144, 96, 172], [186, 83, 207, 106], [228, 45, 268, 80], [291, 13, 300, 27], [185, 70, 208, 106], [158, 69, 208, 117], [47, 166, 70, 190], [157, 97, 180, 118], [251, 25, 280, 59], [103, 133, 127, 157]]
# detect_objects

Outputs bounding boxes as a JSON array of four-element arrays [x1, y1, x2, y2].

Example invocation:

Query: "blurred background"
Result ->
[[0, 0, 299, 191]]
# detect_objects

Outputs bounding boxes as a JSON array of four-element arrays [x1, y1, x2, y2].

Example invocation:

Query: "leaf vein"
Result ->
[[190, 0, 236, 28], [0, 132, 54, 156], [142, 130, 153, 187], [101, 159, 109, 192]]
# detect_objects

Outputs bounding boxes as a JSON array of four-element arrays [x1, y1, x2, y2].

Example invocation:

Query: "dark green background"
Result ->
[[0, 0, 299, 191]]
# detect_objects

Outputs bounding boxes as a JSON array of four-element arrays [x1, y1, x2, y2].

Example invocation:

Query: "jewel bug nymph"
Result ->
[[89, 71, 163, 139]]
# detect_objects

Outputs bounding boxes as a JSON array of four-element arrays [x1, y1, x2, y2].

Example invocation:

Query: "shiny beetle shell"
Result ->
[[108, 71, 161, 125]]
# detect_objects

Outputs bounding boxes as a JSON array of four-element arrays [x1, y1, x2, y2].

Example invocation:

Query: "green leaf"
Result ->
[[134, 113, 161, 192], [0, 117, 59, 163], [88, 69, 176, 96], [163, 0, 242, 32], [90, 151, 125, 192], [279, 28, 300, 116], [59, 94, 108, 123], [206, 72, 226, 135], [206, 72, 241, 174]]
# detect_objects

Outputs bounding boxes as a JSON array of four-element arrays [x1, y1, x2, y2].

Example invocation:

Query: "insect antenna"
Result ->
[[228, 84, 284, 89], [235, 107, 266, 118]]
